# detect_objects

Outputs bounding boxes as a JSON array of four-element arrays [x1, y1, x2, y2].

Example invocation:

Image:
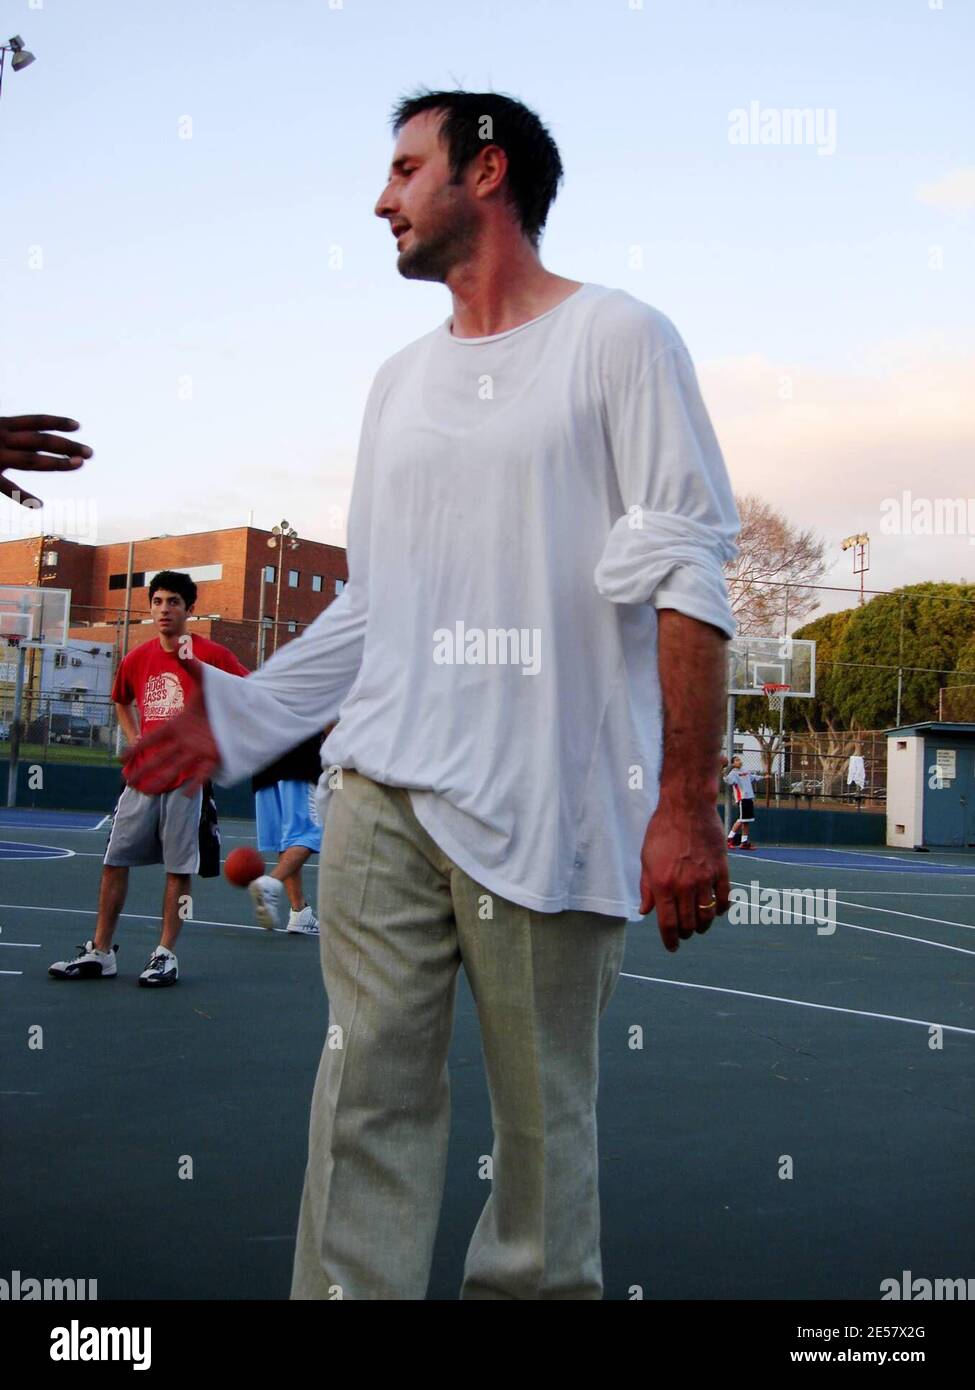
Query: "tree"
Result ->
[[726, 494, 828, 635], [787, 609, 858, 795], [942, 635, 975, 719], [790, 609, 856, 733], [829, 583, 975, 729]]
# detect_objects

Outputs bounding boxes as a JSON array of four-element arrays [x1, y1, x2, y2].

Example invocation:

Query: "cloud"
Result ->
[[915, 167, 975, 210], [697, 338, 975, 594]]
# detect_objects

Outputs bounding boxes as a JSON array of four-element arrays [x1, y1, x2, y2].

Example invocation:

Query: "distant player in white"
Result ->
[[724, 754, 766, 851]]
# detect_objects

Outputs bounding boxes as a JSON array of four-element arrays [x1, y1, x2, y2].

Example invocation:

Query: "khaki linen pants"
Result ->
[[291, 771, 627, 1300]]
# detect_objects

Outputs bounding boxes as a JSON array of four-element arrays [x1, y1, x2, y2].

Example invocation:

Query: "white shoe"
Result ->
[[286, 905, 319, 935], [138, 946, 179, 988], [49, 939, 118, 980], [249, 875, 286, 930]]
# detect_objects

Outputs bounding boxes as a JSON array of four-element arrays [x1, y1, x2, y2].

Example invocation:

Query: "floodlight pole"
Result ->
[[268, 521, 299, 656], [896, 593, 905, 726], [724, 693, 736, 834], [256, 567, 267, 667], [6, 643, 28, 807]]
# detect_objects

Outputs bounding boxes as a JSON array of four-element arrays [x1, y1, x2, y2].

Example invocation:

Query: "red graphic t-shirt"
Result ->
[[112, 634, 248, 790]]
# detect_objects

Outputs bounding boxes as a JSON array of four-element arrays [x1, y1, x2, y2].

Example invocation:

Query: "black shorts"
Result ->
[[738, 797, 755, 823]]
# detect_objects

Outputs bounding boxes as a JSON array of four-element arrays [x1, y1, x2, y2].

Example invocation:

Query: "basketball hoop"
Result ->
[[762, 682, 791, 714]]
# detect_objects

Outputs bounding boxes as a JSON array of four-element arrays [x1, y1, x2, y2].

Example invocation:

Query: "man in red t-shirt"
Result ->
[[50, 571, 247, 987]]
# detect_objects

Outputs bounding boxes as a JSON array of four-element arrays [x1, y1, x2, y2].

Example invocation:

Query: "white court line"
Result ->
[[828, 891, 975, 897], [0, 849, 75, 861], [730, 879, 975, 934], [93, 814, 111, 830], [745, 852, 975, 876], [620, 973, 975, 1036], [1, 970, 23, 976], [725, 901, 975, 957], [0, 942, 41, 949], [834, 897, 975, 933], [0, 902, 285, 934], [777, 847, 975, 871], [832, 919, 975, 956], [12, 850, 321, 871]]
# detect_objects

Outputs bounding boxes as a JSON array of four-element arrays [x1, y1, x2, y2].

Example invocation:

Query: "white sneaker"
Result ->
[[286, 905, 319, 935], [139, 945, 179, 987], [249, 875, 286, 930], [49, 939, 118, 980]]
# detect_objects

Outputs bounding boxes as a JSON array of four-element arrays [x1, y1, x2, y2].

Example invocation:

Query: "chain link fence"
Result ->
[[730, 729, 887, 809], [0, 689, 121, 765]]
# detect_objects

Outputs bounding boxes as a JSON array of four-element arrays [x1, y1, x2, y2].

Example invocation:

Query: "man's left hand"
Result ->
[[640, 803, 731, 952]]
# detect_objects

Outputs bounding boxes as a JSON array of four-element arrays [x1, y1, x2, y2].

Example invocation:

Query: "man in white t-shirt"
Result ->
[[724, 755, 766, 850], [126, 90, 739, 1300]]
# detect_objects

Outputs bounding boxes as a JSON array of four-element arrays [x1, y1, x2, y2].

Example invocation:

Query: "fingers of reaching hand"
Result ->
[[0, 417, 93, 474], [0, 415, 83, 433], [0, 474, 41, 505], [124, 716, 216, 795]]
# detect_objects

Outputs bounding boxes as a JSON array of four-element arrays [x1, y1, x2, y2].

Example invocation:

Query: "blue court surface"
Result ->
[[2, 822, 973, 1300], [0, 807, 108, 831], [739, 846, 975, 875], [0, 841, 74, 861]]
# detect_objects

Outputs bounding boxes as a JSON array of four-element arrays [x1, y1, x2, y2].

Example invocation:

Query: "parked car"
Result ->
[[26, 713, 97, 746]]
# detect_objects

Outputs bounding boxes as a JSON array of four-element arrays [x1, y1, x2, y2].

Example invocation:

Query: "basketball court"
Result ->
[[2, 803, 972, 1299]]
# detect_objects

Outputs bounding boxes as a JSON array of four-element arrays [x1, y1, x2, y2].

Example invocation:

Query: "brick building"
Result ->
[[0, 526, 348, 671]]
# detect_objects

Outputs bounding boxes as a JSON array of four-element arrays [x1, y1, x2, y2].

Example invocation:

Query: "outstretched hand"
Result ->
[[0, 415, 93, 506], [123, 657, 220, 796]]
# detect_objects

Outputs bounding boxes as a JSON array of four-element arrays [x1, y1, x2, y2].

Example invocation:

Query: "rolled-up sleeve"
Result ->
[[593, 335, 739, 639]]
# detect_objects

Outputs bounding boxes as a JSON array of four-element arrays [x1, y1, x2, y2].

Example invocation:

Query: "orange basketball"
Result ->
[[224, 846, 266, 887]]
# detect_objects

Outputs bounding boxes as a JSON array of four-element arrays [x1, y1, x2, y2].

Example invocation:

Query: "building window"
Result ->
[[288, 570, 299, 588], [109, 572, 145, 590], [265, 565, 276, 583], [55, 651, 67, 668], [287, 622, 297, 633], [311, 575, 323, 593], [142, 563, 223, 587], [335, 579, 345, 595]]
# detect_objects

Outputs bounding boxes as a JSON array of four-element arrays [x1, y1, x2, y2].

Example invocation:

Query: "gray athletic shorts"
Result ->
[[104, 783, 204, 874]]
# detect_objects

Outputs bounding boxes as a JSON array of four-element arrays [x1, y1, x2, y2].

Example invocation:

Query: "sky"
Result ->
[[1, 0, 973, 618]]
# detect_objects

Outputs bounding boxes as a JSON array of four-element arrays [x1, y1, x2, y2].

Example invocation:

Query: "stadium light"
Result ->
[[266, 519, 299, 656], [0, 35, 37, 102], [841, 532, 870, 607]]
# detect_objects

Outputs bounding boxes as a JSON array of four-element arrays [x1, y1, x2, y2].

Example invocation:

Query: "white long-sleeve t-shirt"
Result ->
[[203, 282, 739, 917]]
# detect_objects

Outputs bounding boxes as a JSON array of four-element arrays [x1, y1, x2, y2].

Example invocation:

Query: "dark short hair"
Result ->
[[148, 570, 197, 609], [389, 88, 564, 249]]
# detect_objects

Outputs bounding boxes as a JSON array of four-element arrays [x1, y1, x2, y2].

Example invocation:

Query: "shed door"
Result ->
[[923, 742, 973, 847]]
